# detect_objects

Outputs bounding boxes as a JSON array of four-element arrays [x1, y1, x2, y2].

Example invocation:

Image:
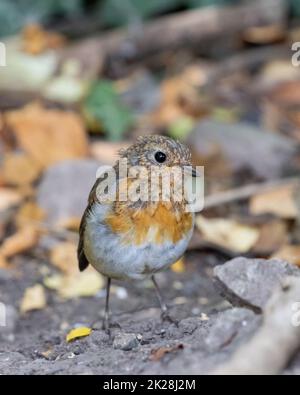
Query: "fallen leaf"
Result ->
[[243, 24, 286, 44], [20, 284, 47, 313], [0, 226, 40, 261], [272, 245, 300, 267], [250, 184, 299, 219], [5, 102, 89, 168], [66, 327, 92, 343], [196, 216, 259, 253], [171, 258, 185, 273], [15, 201, 45, 229], [22, 23, 65, 55], [259, 61, 300, 89], [0, 188, 22, 212], [253, 220, 287, 255], [44, 269, 104, 299], [50, 242, 78, 274], [2, 152, 42, 186], [90, 141, 130, 165], [56, 217, 81, 232], [150, 344, 184, 361], [269, 80, 300, 107]]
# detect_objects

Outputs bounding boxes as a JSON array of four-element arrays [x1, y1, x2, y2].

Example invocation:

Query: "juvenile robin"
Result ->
[[78, 135, 198, 331]]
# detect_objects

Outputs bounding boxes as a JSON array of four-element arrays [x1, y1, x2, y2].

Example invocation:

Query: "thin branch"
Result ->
[[204, 177, 299, 210]]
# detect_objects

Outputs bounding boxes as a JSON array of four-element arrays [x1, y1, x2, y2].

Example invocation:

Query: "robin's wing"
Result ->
[[77, 178, 102, 272], [78, 206, 90, 272]]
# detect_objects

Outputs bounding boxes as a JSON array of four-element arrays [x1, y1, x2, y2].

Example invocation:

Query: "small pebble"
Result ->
[[113, 332, 139, 351]]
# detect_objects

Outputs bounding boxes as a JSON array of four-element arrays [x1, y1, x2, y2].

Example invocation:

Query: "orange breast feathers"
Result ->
[[105, 202, 193, 246]]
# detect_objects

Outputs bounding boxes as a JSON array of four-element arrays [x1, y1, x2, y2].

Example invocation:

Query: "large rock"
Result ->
[[37, 159, 101, 224], [214, 258, 300, 313], [188, 120, 297, 179]]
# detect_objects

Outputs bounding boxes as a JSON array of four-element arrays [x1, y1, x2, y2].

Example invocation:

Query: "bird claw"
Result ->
[[161, 310, 179, 326]]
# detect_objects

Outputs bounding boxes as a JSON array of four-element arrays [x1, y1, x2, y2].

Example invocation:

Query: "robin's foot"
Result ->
[[161, 309, 179, 326], [92, 317, 121, 331]]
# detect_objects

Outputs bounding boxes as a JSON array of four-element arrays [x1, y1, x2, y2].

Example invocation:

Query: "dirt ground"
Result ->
[[0, 250, 244, 375]]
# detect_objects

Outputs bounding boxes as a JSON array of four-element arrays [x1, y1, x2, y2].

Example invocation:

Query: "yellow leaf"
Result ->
[[44, 269, 104, 299], [196, 215, 259, 253], [250, 184, 299, 219], [172, 258, 185, 273], [20, 284, 47, 313], [66, 327, 92, 343]]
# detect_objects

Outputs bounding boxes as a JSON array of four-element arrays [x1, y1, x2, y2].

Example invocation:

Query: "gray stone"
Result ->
[[188, 120, 297, 179], [37, 159, 100, 224], [113, 332, 140, 351], [203, 308, 259, 353], [214, 258, 300, 313]]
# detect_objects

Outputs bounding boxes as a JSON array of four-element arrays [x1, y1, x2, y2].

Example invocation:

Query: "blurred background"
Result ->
[[0, 0, 300, 375]]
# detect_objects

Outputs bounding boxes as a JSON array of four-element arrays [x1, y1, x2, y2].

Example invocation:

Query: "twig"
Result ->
[[211, 277, 300, 375], [59, 0, 287, 72], [204, 177, 299, 210], [205, 44, 289, 89]]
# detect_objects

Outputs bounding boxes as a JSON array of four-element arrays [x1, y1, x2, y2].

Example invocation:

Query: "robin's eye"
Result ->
[[154, 151, 167, 163]]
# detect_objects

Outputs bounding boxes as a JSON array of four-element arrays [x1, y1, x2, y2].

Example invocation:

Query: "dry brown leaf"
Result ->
[[5, 102, 89, 168], [152, 75, 208, 126], [243, 24, 286, 44], [15, 201, 45, 229], [22, 23, 66, 55], [150, 344, 184, 361], [20, 284, 47, 313], [269, 81, 300, 107], [196, 216, 260, 253], [0, 226, 40, 260], [272, 245, 300, 267], [253, 220, 287, 255], [0, 188, 22, 212], [90, 141, 130, 165], [250, 184, 299, 219], [2, 152, 42, 186], [50, 242, 77, 274], [56, 217, 81, 232]]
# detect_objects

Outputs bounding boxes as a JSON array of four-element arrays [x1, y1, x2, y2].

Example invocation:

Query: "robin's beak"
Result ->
[[184, 166, 201, 178]]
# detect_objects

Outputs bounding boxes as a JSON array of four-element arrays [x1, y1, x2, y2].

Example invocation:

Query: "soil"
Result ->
[[1, 250, 298, 375]]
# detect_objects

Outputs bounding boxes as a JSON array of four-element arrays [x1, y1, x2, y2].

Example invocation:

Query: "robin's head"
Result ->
[[119, 135, 192, 169]]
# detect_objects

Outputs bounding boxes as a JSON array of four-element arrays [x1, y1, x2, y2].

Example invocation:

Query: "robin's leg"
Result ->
[[152, 275, 178, 325], [102, 277, 111, 333]]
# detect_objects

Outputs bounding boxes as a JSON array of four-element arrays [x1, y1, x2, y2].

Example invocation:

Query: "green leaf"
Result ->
[[84, 80, 134, 141], [168, 116, 195, 140]]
